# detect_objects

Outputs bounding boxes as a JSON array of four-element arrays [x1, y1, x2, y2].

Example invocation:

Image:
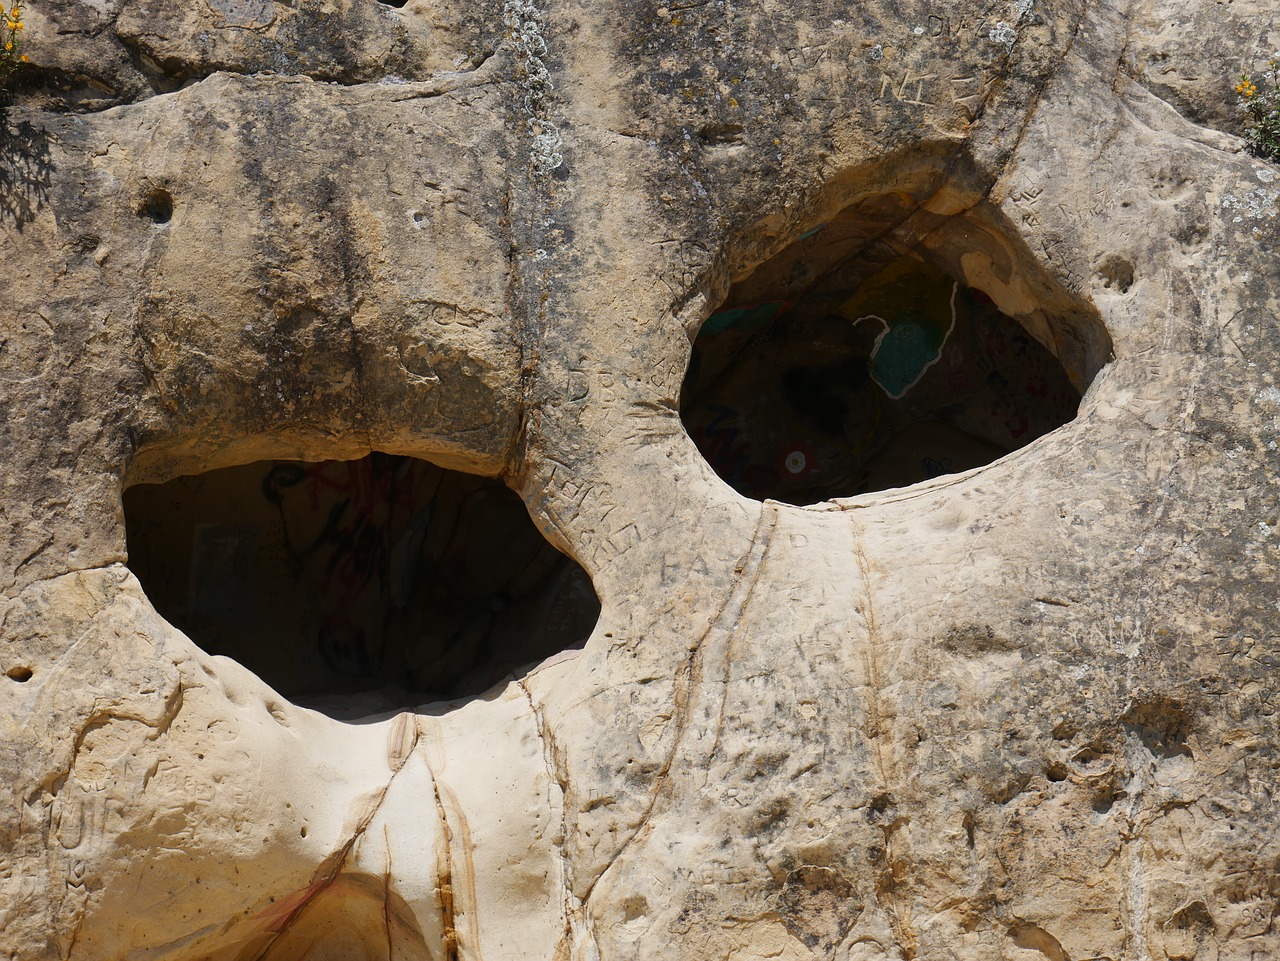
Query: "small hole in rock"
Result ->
[[6, 666, 33, 682], [1069, 746, 1111, 773], [1097, 254, 1135, 293], [139, 188, 173, 224], [1122, 697, 1193, 760], [622, 896, 649, 923], [378, 0, 408, 6], [124, 453, 601, 718], [681, 192, 1111, 504], [1092, 786, 1120, 814]]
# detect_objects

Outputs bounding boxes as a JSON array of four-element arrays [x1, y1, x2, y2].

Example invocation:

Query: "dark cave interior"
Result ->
[[681, 216, 1087, 505], [124, 454, 600, 715]]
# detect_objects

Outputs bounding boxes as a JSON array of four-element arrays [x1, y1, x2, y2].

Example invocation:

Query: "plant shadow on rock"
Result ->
[[0, 109, 52, 230]]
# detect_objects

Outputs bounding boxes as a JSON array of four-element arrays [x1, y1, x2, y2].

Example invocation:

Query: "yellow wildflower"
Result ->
[[1238, 78, 1258, 97], [4, 42, 10, 51]]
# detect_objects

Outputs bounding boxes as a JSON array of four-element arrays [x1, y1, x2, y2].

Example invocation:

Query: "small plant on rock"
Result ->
[[1237, 57, 1280, 161], [0, 2, 26, 86]]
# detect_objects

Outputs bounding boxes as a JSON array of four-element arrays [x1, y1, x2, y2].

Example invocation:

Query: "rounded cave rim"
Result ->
[[675, 167, 1117, 510]]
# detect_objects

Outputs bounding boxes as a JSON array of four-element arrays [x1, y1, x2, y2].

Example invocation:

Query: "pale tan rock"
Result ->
[[2, 0, 1280, 959]]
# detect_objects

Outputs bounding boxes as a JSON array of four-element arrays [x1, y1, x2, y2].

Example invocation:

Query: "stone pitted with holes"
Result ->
[[2, 0, 1278, 958]]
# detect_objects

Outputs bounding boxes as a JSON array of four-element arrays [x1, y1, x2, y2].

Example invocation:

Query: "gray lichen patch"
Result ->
[[503, 0, 564, 175]]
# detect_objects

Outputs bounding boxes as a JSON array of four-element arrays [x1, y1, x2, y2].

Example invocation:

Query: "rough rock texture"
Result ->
[[2, 0, 1280, 959]]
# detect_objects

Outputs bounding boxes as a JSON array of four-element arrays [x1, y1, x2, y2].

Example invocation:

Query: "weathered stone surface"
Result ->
[[1127, 0, 1279, 133], [2, 0, 1279, 959], [16, 0, 497, 110]]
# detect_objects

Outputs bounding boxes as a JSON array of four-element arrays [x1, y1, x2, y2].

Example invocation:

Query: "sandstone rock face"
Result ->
[[2, 0, 1280, 959]]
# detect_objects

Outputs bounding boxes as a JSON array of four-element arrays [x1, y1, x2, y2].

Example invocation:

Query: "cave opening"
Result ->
[[124, 453, 600, 716], [681, 196, 1110, 505]]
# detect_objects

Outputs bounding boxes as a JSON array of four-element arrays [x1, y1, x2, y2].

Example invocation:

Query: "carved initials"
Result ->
[[879, 70, 937, 106]]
